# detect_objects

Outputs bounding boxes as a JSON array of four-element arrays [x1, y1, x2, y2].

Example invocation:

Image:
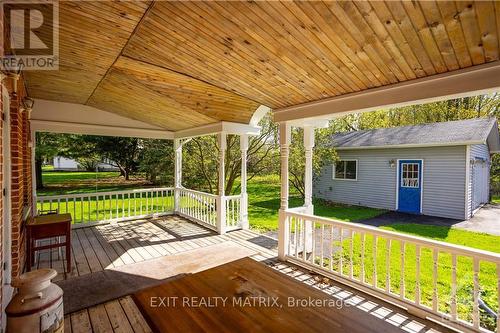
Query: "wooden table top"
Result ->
[[29, 213, 72, 226], [132, 258, 402, 333]]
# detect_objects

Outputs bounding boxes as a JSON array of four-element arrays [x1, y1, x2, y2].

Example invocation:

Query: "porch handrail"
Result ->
[[177, 187, 218, 199], [177, 188, 218, 230], [225, 194, 242, 230], [37, 187, 174, 201], [285, 210, 500, 262], [282, 208, 500, 333], [36, 187, 175, 227]]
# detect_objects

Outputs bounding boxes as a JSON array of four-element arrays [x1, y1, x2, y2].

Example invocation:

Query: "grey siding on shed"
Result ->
[[469, 144, 490, 213], [314, 146, 467, 220]]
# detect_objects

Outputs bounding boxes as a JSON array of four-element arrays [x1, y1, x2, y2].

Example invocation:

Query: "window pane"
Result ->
[[335, 161, 345, 179], [401, 163, 419, 188], [345, 161, 357, 179]]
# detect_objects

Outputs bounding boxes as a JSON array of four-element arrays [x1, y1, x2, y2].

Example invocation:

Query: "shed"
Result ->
[[314, 118, 500, 220]]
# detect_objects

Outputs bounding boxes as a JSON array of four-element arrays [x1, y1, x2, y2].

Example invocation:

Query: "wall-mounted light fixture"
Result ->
[[389, 159, 396, 168], [1, 63, 23, 94], [22, 96, 34, 118]]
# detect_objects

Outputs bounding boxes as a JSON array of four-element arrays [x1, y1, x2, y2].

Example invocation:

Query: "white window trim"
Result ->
[[395, 159, 424, 214], [332, 159, 358, 181]]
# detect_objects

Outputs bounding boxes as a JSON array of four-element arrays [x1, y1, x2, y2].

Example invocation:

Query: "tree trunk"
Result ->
[[35, 157, 44, 190], [124, 167, 131, 180]]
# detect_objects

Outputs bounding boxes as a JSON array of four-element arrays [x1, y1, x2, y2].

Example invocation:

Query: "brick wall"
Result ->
[[0, 73, 4, 325], [9, 77, 31, 278]]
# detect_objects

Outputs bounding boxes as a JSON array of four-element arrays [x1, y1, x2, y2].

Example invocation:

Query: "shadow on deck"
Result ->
[[30, 215, 450, 333]]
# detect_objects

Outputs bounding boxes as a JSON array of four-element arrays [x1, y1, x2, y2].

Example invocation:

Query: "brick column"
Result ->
[[0, 77, 4, 322], [10, 92, 25, 278]]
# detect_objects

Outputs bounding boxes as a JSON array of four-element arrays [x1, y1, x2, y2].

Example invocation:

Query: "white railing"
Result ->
[[282, 209, 500, 333], [225, 194, 242, 230], [177, 188, 217, 230], [37, 186, 246, 234], [36, 187, 175, 227]]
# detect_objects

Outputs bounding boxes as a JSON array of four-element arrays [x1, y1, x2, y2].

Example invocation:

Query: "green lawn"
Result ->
[[247, 175, 385, 232], [38, 171, 385, 231], [493, 194, 500, 204], [327, 224, 499, 330], [38, 170, 153, 196], [38, 170, 500, 328]]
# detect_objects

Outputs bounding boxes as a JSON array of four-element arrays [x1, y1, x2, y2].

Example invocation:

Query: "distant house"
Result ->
[[314, 118, 500, 220], [53, 157, 119, 172]]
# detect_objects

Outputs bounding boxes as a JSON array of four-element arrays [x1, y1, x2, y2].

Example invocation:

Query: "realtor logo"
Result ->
[[1, 0, 59, 70]]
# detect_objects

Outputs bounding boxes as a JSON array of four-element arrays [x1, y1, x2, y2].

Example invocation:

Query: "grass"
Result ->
[[493, 194, 500, 204], [39, 170, 500, 328], [247, 174, 385, 232], [38, 171, 385, 231], [319, 224, 499, 330], [38, 170, 155, 196]]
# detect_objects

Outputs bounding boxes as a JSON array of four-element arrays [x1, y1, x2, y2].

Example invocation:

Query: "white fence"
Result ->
[[225, 194, 242, 231], [37, 187, 245, 233], [177, 189, 243, 232], [177, 188, 218, 229], [37, 188, 175, 227], [282, 209, 500, 333]]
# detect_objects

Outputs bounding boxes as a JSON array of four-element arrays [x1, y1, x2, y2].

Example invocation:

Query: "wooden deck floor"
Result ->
[[31, 215, 449, 333]]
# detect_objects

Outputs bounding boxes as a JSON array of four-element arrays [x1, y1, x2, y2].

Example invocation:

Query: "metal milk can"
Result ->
[[6, 268, 64, 333]]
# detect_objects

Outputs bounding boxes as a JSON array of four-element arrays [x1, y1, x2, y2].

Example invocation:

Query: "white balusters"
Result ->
[[386, 239, 391, 293], [373, 235, 377, 288], [338, 227, 343, 274], [497, 263, 500, 332], [415, 245, 421, 306], [361, 232, 366, 283], [282, 209, 500, 332], [434, 249, 440, 314], [37, 188, 175, 227], [400, 241, 406, 299], [473, 258, 480, 329]]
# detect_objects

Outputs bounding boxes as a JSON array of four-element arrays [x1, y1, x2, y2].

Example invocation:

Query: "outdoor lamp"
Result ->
[[22, 97, 35, 118], [1, 63, 23, 94], [389, 159, 396, 168]]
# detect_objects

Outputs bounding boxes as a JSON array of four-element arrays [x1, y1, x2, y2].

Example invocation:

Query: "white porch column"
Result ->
[[174, 138, 182, 213], [240, 134, 249, 229], [303, 126, 315, 213], [216, 132, 227, 234], [31, 129, 37, 214], [278, 122, 291, 260], [303, 126, 315, 254]]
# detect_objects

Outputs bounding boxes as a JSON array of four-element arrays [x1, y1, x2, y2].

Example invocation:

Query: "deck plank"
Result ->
[[83, 227, 114, 270], [37, 216, 449, 333], [88, 304, 113, 333], [119, 297, 152, 333], [104, 300, 135, 333], [70, 309, 92, 333]]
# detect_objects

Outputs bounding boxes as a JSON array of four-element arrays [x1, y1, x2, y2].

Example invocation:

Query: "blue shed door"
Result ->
[[398, 160, 422, 214]]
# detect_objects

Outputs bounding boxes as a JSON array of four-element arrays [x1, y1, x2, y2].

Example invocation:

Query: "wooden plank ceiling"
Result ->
[[24, 1, 500, 131]]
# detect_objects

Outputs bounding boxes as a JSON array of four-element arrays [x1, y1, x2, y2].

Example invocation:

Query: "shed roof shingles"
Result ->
[[331, 118, 498, 148]]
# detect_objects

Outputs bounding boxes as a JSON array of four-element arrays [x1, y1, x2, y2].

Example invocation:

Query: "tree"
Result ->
[[138, 139, 174, 185], [330, 93, 500, 197], [61, 135, 141, 180], [182, 113, 279, 194], [35, 132, 64, 189], [288, 127, 336, 198], [92, 137, 141, 180]]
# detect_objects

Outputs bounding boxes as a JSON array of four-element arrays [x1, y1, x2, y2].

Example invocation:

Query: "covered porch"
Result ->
[[33, 215, 448, 333], [1, 1, 500, 332]]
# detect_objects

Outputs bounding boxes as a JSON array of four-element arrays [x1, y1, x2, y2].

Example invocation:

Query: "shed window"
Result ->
[[333, 160, 357, 180], [401, 163, 419, 188]]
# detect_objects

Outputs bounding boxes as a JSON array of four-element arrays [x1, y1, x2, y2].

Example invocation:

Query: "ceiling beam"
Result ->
[[174, 121, 261, 139], [273, 61, 500, 123], [31, 120, 174, 139]]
